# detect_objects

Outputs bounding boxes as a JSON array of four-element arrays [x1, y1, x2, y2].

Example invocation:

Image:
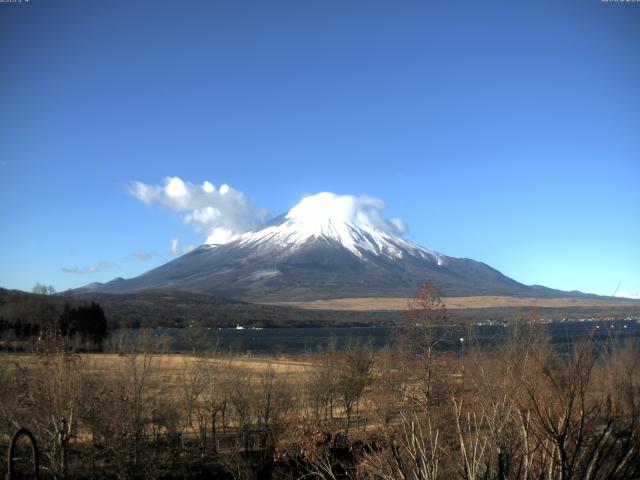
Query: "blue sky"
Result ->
[[1, 0, 638, 297]]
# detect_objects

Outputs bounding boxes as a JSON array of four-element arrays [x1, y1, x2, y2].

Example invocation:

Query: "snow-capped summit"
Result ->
[[230, 192, 443, 264]]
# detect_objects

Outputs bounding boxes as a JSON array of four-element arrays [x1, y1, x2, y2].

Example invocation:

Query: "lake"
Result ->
[[156, 318, 640, 355]]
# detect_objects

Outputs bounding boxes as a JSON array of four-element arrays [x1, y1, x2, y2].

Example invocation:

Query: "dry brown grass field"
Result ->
[[0, 351, 315, 375], [267, 295, 638, 311]]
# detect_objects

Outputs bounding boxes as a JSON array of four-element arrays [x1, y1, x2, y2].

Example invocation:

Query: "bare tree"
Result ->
[[193, 350, 228, 454], [24, 333, 85, 478], [253, 365, 292, 450], [32, 282, 55, 295], [398, 282, 449, 408], [83, 328, 161, 477], [304, 339, 338, 423], [183, 326, 209, 355], [227, 366, 254, 454], [336, 340, 374, 435], [180, 358, 205, 431]]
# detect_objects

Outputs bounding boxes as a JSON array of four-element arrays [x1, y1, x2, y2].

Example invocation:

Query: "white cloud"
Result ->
[[170, 238, 180, 256], [62, 261, 117, 274], [389, 217, 408, 234], [286, 192, 409, 235], [131, 177, 268, 245], [616, 290, 640, 300], [170, 238, 197, 256], [202, 181, 214, 193]]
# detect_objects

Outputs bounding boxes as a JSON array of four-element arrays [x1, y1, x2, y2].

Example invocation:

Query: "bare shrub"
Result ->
[[359, 410, 441, 480], [515, 335, 640, 480], [17, 332, 86, 478], [81, 331, 163, 478]]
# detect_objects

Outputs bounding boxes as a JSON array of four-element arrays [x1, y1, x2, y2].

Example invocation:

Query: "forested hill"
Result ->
[[0, 287, 398, 329], [2, 287, 640, 332]]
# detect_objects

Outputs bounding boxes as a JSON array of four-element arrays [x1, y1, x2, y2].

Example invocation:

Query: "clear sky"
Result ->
[[1, 0, 638, 297]]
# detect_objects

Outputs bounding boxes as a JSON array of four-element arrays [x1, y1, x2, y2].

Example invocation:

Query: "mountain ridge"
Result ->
[[77, 193, 605, 301]]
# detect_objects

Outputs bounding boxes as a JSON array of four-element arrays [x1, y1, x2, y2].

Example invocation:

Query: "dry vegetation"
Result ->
[[1, 284, 640, 479], [267, 295, 640, 311]]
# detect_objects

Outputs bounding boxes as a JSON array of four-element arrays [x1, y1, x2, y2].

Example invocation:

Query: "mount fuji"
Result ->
[[83, 193, 578, 301]]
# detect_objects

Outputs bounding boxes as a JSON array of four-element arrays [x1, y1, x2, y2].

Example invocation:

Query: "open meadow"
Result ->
[[268, 295, 640, 311]]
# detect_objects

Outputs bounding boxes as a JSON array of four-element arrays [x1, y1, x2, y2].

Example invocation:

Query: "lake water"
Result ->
[[158, 318, 640, 355]]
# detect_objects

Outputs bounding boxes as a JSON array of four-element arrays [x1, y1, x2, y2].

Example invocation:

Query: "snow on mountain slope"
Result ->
[[202, 192, 444, 265]]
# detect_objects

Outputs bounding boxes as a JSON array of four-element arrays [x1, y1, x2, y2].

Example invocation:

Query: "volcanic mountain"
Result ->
[[84, 193, 582, 301]]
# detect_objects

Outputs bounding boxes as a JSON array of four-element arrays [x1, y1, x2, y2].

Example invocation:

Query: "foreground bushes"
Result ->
[[0, 324, 639, 479]]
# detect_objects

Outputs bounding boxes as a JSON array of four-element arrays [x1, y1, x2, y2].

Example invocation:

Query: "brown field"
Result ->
[[2, 332, 640, 479], [0, 351, 316, 377], [266, 295, 639, 311]]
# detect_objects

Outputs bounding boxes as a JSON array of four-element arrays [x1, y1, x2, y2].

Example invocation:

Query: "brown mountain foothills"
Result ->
[[2, 287, 640, 330]]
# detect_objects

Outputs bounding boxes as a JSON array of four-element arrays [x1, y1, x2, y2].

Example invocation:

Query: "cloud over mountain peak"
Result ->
[[130, 178, 408, 246], [286, 192, 407, 236]]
